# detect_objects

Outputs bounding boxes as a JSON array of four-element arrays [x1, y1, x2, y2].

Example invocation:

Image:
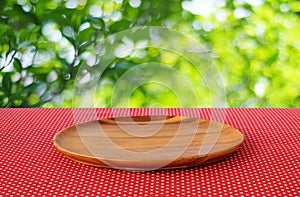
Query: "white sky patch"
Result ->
[[35, 83, 47, 97], [48, 30, 62, 42], [202, 21, 215, 31], [192, 20, 201, 30], [59, 37, 75, 63], [295, 41, 300, 50], [0, 51, 19, 72], [47, 71, 58, 83], [22, 4, 32, 12], [81, 52, 98, 66], [42, 22, 55, 36], [215, 9, 229, 22], [42, 22, 63, 43], [113, 0, 123, 4], [21, 46, 36, 68], [135, 40, 149, 48], [66, 0, 78, 9], [12, 73, 21, 82], [79, 22, 91, 31], [58, 37, 71, 48], [111, 11, 122, 21], [24, 76, 34, 86], [255, 24, 265, 36], [234, 8, 251, 18], [94, 44, 106, 56], [280, 3, 290, 13], [79, 70, 91, 84], [245, 0, 264, 6], [33, 50, 54, 66], [129, 0, 141, 8], [182, 0, 217, 17], [216, 0, 226, 7], [89, 5, 103, 17], [114, 37, 134, 58], [254, 77, 269, 97], [17, 0, 26, 5], [63, 26, 74, 38]]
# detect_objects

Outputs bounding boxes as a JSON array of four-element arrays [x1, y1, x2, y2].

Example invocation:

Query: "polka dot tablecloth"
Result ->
[[0, 108, 299, 196]]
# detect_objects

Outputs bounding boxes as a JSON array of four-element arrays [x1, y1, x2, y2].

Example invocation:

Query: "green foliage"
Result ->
[[0, 0, 299, 107]]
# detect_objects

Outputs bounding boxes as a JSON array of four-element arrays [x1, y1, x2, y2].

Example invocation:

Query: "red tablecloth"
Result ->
[[0, 108, 299, 196]]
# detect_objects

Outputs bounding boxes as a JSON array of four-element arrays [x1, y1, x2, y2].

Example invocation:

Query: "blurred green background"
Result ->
[[0, 0, 300, 107]]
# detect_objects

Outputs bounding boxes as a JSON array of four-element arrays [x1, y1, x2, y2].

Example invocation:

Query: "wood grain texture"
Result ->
[[53, 116, 244, 171]]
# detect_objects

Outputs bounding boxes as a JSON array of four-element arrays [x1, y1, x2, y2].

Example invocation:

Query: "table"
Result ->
[[1, 108, 299, 196]]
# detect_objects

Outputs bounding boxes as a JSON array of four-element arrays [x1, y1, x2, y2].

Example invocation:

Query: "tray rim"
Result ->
[[53, 115, 244, 170]]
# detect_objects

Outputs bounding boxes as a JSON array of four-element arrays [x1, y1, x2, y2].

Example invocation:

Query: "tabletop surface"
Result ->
[[0, 108, 299, 196]]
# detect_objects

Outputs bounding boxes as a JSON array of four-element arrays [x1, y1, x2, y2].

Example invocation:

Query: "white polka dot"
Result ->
[[0, 109, 299, 195]]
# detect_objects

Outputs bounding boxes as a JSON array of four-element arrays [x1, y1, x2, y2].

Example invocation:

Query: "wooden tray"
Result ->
[[53, 116, 244, 171]]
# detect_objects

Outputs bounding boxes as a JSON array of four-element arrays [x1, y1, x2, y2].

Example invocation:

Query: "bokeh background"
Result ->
[[0, 0, 300, 107]]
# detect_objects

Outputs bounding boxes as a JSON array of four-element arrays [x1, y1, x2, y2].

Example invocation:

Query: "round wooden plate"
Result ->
[[53, 116, 244, 171]]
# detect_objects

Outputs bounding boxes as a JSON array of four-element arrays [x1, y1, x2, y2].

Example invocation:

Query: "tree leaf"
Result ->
[[77, 27, 95, 45], [28, 66, 52, 74], [2, 74, 12, 95], [20, 83, 38, 95], [13, 59, 22, 72], [109, 20, 131, 33]]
